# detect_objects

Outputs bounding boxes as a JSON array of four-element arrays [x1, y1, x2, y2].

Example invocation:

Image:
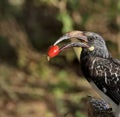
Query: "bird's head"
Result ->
[[47, 31, 109, 59]]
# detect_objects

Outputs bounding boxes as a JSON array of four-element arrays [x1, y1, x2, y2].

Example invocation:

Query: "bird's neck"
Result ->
[[80, 54, 94, 82], [81, 48, 110, 59]]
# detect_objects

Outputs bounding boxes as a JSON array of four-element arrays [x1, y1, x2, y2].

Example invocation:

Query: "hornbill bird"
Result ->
[[47, 31, 120, 117]]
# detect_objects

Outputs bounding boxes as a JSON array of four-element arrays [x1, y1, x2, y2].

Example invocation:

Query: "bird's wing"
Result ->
[[89, 57, 120, 105]]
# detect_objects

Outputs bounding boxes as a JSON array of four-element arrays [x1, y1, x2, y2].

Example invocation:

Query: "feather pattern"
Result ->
[[81, 56, 120, 105]]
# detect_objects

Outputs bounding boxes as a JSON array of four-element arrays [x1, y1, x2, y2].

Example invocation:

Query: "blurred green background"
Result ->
[[0, 0, 120, 117]]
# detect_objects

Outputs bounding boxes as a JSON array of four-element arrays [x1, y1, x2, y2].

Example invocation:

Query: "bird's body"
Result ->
[[80, 54, 120, 116], [48, 31, 120, 117], [79, 33, 120, 116]]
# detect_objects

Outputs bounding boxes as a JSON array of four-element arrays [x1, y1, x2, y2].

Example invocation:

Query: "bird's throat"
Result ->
[[81, 47, 110, 59]]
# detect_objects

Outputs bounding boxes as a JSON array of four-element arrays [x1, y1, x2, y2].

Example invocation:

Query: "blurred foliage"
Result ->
[[0, 0, 120, 117], [57, 11, 73, 33]]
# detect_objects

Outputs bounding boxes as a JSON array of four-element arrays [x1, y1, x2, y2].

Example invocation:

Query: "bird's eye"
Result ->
[[88, 37, 94, 41]]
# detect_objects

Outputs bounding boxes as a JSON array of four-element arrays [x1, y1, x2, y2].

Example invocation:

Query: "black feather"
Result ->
[[80, 32, 120, 106]]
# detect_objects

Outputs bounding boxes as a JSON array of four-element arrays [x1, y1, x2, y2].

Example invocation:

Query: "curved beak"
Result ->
[[54, 31, 89, 50], [47, 31, 89, 60], [60, 42, 89, 51]]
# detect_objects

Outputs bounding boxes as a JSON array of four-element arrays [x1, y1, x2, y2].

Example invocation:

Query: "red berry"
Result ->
[[48, 45, 60, 58]]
